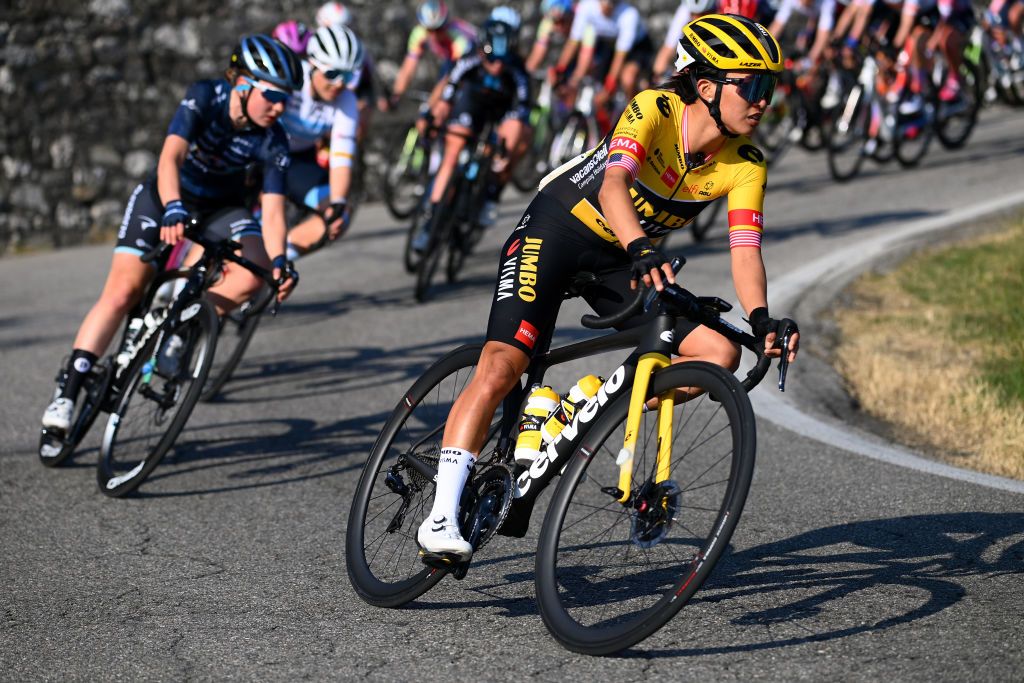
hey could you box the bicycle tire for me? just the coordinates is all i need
[346,344,502,607]
[38,360,113,467]
[535,361,756,655]
[934,59,981,149]
[826,83,869,182]
[97,298,219,497]
[384,126,430,220]
[414,182,457,303]
[199,294,265,402]
[550,112,592,167]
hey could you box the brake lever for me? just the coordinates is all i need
[777,330,792,392]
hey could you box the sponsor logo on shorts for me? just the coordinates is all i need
[514,319,539,349]
[496,236,543,303]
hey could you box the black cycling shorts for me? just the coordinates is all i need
[485,192,699,357]
[447,84,529,133]
[284,148,329,210]
[115,179,261,258]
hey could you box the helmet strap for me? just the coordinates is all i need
[691,73,738,139]
[233,82,263,130]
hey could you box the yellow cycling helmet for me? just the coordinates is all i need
[675,13,783,75]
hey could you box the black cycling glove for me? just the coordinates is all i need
[626,237,668,284]
[748,307,800,349]
[161,199,189,228]
[323,200,351,239]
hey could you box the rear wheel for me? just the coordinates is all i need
[535,362,756,655]
[345,344,506,607]
[97,299,218,497]
[383,126,430,221]
[934,58,981,149]
[38,360,112,467]
[827,84,869,182]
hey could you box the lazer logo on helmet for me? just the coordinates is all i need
[739,61,761,68]
[515,365,628,498]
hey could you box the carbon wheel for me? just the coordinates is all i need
[535,362,756,655]
[200,291,268,402]
[97,299,218,497]
[345,344,506,607]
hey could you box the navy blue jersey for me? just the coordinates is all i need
[441,54,532,122]
[167,79,291,204]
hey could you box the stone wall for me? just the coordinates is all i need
[0,0,676,254]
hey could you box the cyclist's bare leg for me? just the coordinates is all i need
[286,214,328,255]
[442,340,530,455]
[619,60,643,99]
[496,118,529,182]
[203,235,270,315]
[71,252,154,356]
[429,125,471,204]
[642,325,741,407]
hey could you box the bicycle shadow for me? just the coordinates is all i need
[405,512,1024,656]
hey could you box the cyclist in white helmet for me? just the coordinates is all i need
[279,24,365,258]
[316,1,352,28]
[652,0,717,78]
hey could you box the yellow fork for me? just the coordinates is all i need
[616,352,671,503]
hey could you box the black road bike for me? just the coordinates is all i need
[346,258,794,655]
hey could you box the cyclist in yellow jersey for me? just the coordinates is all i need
[416,14,801,562]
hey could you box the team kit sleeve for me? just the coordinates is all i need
[605,90,663,184]
[261,127,292,196]
[329,92,359,169]
[406,26,428,59]
[615,6,641,53]
[166,80,216,140]
[725,155,768,249]
[663,4,691,49]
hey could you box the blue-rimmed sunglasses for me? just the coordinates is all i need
[712,73,778,104]
[242,77,291,104]
[310,60,355,85]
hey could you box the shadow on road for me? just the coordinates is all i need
[393,512,1023,657]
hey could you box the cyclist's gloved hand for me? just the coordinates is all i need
[748,307,801,361]
[626,237,672,291]
[272,255,299,302]
[323,200,351,241]
[160,199,190,245]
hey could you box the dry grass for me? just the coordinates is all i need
[833,223,1024,480]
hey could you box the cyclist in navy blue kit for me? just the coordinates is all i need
[41,35,303,435]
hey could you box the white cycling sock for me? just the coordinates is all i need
[429,447,475,524]
[286,243,301,262]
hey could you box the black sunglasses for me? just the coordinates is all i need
[711,73,778,104]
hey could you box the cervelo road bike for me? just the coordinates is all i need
[346,258,795,655]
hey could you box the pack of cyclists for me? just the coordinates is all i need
[40,0,1011,514]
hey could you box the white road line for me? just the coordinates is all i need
[752,189,1024,494]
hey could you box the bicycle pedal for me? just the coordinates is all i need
[419,549,471,573]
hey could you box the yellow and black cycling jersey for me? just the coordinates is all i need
[539,88,768,250]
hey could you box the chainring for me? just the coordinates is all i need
[459,463,515,554]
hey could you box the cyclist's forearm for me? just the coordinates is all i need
[526,43,547,72]
[392,56,417,100]
[557,39,580,71]
[598,171,646,247]
[260,193,288,262]
[156,135,188,206]
[730,247,769,315]
[329,164,352,203]
[604,51,627,91]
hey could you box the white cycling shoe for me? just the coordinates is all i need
[417,515,473,562]
[42,397,74,432]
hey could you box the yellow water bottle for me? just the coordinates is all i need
[514,385,560,466]
[540,374,604,445]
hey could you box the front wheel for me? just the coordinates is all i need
[346,344,506,607]
[199,290,267,402]
[535,361,756,655]
[97,298,218,497]
[826,84,869,182]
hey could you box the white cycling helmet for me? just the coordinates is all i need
[416,0,449,30]
[307,24,364,75]
[316,1,352,27]
[489,6,522,31]
[684,0,716,14]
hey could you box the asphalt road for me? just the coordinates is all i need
[2,106,1023,681]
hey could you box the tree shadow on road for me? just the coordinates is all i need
[399,512,1024,656]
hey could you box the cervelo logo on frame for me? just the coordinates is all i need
[515,364,628,498]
